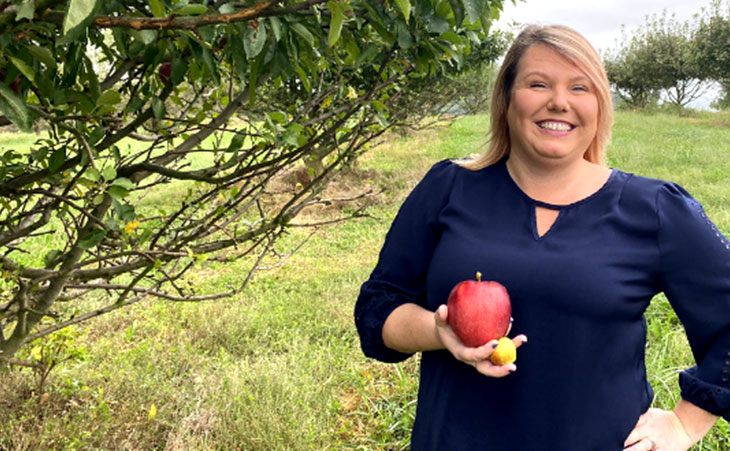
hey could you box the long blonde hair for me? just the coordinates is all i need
[460,24,613,170]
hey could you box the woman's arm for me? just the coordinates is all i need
[382,303,444,353]
[674,400,719,444]
[383,303,526,377]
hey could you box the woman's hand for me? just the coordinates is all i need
[623,408,694,451]
[434,304,527,377]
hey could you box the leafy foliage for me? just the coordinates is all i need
[0,0,506,364]
[604,12,704,109]
[695,0,730,108]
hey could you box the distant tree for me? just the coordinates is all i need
[604,29,662,109]
[399,33,508,119]
[695,0,730,109]
[0,0,506,366]
[604,12,705,109]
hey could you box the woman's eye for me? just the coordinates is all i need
[572,85,588,92]
[529,82,546,88]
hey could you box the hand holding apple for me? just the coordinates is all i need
[437,272,526,374]
[434,304,527,378]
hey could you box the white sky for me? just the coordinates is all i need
[494,0,703,54]
[493,0,716,108]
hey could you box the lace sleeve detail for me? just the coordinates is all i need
[656,183,730,420]
[679,367,730,421]
[354,274,417,363]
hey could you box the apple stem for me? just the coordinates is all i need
[476,271,482,282]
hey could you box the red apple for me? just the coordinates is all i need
[159,62,172,84]
[447,272,511,347]
[9,77,20,95]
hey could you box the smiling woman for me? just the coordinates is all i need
[355,24,730,450]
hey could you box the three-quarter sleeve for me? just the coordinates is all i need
[656,183,730,420]
[354,160,457,363]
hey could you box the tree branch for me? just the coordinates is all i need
[93,0,275,30]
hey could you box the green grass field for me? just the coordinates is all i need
[2,110,730,449]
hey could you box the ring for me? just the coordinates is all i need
[647,437,657,450]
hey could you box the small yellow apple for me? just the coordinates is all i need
[489,337,516,365]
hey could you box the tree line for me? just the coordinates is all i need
[603,0,730,110]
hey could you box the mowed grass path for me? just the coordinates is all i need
[1,111,730,450]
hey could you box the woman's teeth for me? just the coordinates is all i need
[538,121,572,131]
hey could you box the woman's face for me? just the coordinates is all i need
[506,44,599,166]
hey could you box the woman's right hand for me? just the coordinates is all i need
[434,304,527,378]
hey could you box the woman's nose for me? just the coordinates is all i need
[547,88,569,112]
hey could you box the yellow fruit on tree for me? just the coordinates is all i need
[489,337,516,365]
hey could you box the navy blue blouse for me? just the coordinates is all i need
[354,158,730,450]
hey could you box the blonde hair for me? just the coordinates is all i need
[460,24,613,170]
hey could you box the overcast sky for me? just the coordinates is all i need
[493,0,716,107]
[494,0,704,54]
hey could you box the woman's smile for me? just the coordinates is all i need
[507,44,598,164]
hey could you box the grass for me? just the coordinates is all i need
[1,111,730,449]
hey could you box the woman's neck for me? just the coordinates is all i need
[505,154,611,205]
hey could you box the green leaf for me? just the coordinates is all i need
[62,0,99,37]
[48,147,66,172]
[85,57,101,100]
[461,0,482,24]
[367,19,396,47]
[227,133,245,152]
[151,96,166,119]
[111,177,134,190]
[174,4,208,15]
[283,123,304,146]
[248,49,266,107]
[107,185,129,199]
[43,250,63,269]
[440,31,462,45]
[394,0,411,24]
[101,166,117,181]
[294,64,311,93]
[0,84,31,132]
[479,6,491,35]
[96,90,121,107]
[127,96,146,113]
[397,22,414,49]
[269,17,282,42]
[78,227,105,250]
[427,17,450,34]
[290,23,315,48]
[85,167,101,182]
[355,44,380,66]
[267,111,287,123]
[113,201,136,222]
[16,1,35,21]
[200,46,220,85]
[327,1,345,47]
[9,57,34,84]
[171,59,187,86]
[446,0,465,27]
[149,0,165,17]
[244,24,267,59]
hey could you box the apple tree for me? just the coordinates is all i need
[604,12,705,109]
[695,0,730,109]
[0,0,506,366]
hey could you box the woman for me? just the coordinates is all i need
[354,24,730,450]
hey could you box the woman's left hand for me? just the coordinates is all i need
[623,408,694,450]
